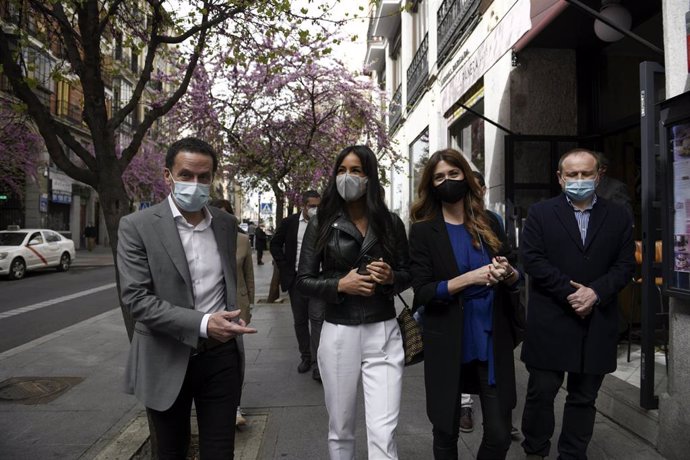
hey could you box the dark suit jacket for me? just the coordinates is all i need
[409,211,520,434]
[520,194,634,375]
[270,213,301,291]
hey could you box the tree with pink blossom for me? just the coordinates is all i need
[202,31,397,225]
[0,0,343,338]
[0,104,42,200]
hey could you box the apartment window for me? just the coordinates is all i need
[114,32,123,60]
[131,50,139,73]
[55,80,70,117]
[449,98,485,173]
[411,1,429,51]
[26,49,52,90]
[409,128,430,202]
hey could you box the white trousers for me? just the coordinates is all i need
[318,318,404,460]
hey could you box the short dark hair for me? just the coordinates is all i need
[209,199,233,215]
[472,170,486,188]
[165,137,218,173]
[302,190,320,203]
[558,148,599,173]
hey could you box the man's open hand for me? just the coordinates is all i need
[207,310,257,342]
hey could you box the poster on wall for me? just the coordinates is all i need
[666,114,690,296]
[672,124,690,274]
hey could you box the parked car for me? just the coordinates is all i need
[0,229,76,280]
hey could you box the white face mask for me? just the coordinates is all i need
[336,173,368,202]
[171,178,210,212]
[307,207,317,219]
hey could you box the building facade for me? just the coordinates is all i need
[0,0,173,248]
[365,0,689,456]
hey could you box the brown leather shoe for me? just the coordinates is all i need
[459,407,474,433]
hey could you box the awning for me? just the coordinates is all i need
[513,0,570,53]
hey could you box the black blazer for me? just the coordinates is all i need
[409,211,520,434]
[269,213,301,291]
[520,194,634,374]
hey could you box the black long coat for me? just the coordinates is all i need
[269,213,301,291]
[520,194,634,374]
[409,211,521,434]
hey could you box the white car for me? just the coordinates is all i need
[0,229,76,280]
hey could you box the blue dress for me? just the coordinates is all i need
[435,223,496,385]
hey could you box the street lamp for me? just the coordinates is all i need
[593,0,632,42]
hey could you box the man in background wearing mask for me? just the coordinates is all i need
[270,190,324,381]
[117,137,257,458]
[519,148,634,460]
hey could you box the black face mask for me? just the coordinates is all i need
[434,179,469,204]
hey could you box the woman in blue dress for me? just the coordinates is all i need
[408,149,523,459]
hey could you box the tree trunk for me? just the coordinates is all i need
[96,164,134,340]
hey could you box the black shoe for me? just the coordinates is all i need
[257,261,264,265]
[459,406,474,433]
[312,367,321,382]
[297,358,311,373]
[511,425,521,440]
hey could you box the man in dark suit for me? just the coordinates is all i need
[117,137,257,458]
[595,152,633,218]
[520,148,634,460]
[269,190,323,380]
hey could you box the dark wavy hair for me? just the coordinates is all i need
[411,148,501,253]
[315,145,395,258]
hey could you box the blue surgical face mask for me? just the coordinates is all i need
[563,179,597,201]
[171,178,210,212]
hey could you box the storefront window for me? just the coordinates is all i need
[449,98,484,173]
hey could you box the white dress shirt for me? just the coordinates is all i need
[295,212,309,272]
[168,195,225,338]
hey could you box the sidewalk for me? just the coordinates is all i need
[0,252,666,459]
[72,245,115,268]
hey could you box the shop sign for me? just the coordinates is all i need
[39,194,48,212]
[51,192,72,204]
[441,0,531,114]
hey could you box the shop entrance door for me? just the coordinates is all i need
[504,135,601,249]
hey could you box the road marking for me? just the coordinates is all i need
[0,283,117,320]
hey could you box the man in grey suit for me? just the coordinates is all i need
[117,137,256,459]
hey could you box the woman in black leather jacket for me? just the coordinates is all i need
[296,145,411,460]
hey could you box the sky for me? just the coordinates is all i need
[293,0,371,72]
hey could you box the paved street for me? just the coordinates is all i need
[0,245,667,459]
[0,261,117,352]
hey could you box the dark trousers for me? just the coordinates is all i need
[256,248,264,263]
[147,340,241,460]
[433,361,511,460]
[288,286,324,363]
[521,367,605,460]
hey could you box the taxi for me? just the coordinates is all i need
[0,228,76,280]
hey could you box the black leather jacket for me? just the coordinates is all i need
[296,211,411,325]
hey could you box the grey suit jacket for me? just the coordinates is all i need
[117,200,243,411]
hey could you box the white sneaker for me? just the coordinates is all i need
[236,407,247,426]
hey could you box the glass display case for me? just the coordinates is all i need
[662,91,690,299]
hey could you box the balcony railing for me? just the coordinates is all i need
[389,84,402,133]
[406,33,428,108]
[437,0,481,65]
